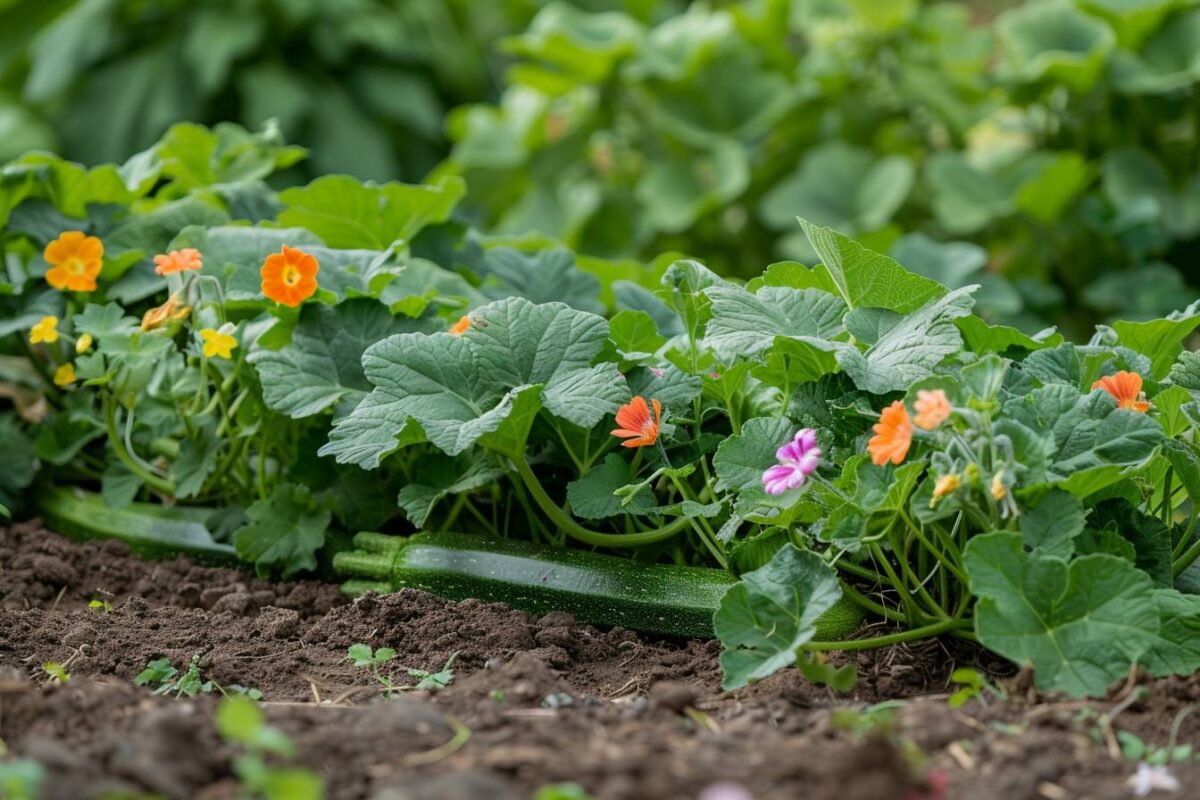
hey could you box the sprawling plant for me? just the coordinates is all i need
[5,123,1200,698]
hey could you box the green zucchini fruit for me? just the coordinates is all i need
[36,484,239,566]
[335,531,865,640]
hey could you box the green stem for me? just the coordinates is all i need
[511,455,689,548]
[869,542,922,624]
[1173,535,1200,577]
[1172,512,1199,560]
[804,617,965,652]
[103,399,175,495]
[839,580,908,624]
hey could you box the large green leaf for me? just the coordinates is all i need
[997,0,1115,90]
[1103,148,1200,239]
[248,299,428,419]
[472,247,604,314]
[1019,490,1085,558]
[276,174,465,250]
[1112,300,1200,379]
[703,284,845,360]
[1110,8,1200,94]
[759,142,914,235]
[321,297,626,466]
[715,545,842,690]
[965,532,1159,697]
[502,4,643,82]
[837,286,977,394]
[1142,589,1200,678]
[798,219,946,312]
[1004,384,1164,490]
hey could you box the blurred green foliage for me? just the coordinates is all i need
[434,0,1200,336]
[0,0,679,180]
[4,0,1200,335]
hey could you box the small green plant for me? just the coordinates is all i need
[830,700,907,738]
[1118,707,1197,766]
[134,655,262,699]
[88,598,113,613]
[406,653,457,692]
[216,696,324,800]
[41,662,70,684]
[947,667,1006,709]
[535,784,594,800]
[0,758,44,800]
[347,644,399,697]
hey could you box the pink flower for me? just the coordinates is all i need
[762,428,821,495]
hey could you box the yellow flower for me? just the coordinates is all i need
[75,333,94,354]
[991,473,1008,501]
[29,316,59,344]
[53,363,76,387]
[930,473,962,507]
[200,328,237,359]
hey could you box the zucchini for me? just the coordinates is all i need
[335,531,864,640]
[36,484,239,566]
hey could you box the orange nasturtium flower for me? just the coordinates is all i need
[612,396,662,448]
[449,316,471,335]
[53,363,76,387]
[867,401,913,466]
[1092,371,1151,413]
[200,328,237,360]
[29,316,59,344]
[913,388,951,430]
[261,245,319,307]
[153,248,203,276]
[44,231,104,292]
[141,295,190,331]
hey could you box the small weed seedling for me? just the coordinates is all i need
[1118,707,1197,766]
[830,700,906,738]
[347,645,458,696]
[41,662,70,684]
[88,598,113,613]
[135,655,262,699]
[347,644,399,697]
[216,696,324,800]
[947,668,1005,709]
[407,653,457,692]
[535,784,594,800]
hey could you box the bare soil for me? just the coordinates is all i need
[2,520,1199,800]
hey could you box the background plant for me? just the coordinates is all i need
[435,0,1200,335]
[0,0,682,180]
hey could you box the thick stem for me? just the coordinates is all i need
[103,400,175,495]
[804,617,966,652]
[511,455,689,548]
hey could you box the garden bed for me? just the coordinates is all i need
[3,521,1198,799]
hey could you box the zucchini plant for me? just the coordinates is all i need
[4,120,1200,698]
